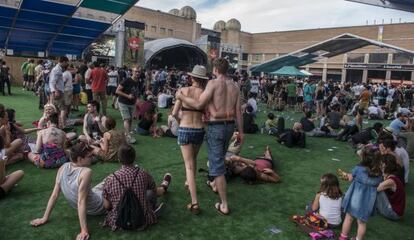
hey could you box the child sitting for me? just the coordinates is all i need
[277,122,306,148]
[338,146,383,240]
[311,173,343,227]
[264,112,278,135]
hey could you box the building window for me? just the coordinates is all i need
[160,27,166,34]
[347,53,365,63]
[254,54,261,62]
[393,53,413,65]
[151,26,157,32]
[242,53,248,61]
[369,53,388,64]
[168,29,173,36]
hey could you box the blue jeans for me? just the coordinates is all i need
[375,191,400,220]
[207,123,235,177]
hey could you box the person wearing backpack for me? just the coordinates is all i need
[102,144,172,231]
[30,142,106,240]
[377,83,388,107]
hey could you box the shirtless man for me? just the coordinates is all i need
[177,58,243,215]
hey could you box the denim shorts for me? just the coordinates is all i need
[207,123,235,177]
[177,127,205,145]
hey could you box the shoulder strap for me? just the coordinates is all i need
[113,167,140,189]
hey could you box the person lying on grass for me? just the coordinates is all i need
[207,146,280,192]
[30,142,105,240]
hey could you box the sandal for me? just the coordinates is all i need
[187,203,200,215]
[214,202,230,216]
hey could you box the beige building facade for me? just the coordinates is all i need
[123,5,414,83]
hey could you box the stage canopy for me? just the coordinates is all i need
[250,33,414,73]
[144,38,208,70]
[345,0,414,13]
[0,0,138,57]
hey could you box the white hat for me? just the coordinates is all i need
[188,65,209,80]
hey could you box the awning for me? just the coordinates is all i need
[270,66,309,77]
[250,33,414,73]
[0,0,138,57]
[345,0,414,13]
[300,69,313,76]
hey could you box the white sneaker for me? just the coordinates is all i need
[126,135,136,144]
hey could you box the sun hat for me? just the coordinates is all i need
[187,65,209,80]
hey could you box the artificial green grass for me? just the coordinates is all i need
[0,87,413,240]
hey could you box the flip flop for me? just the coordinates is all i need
[215,202,230,216]
[206,180,218,194]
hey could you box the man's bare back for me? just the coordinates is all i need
[207,77,240,121]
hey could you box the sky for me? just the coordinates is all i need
[136,0,414,33]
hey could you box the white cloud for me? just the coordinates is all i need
[136,0,414,32]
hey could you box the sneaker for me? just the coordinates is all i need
[126,135,136,144]
[154,202,165,217]
[161,173,172,191]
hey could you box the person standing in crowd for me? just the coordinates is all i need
[0,61,11,96]
[26,59,36,91]
[359,86,371,111]
[377,82,388,107]
[286,80,297,110]
[84,63,94,103]
[250,76,260,99]
[72,67,82,111]
[49,56,69,124]
[116,68,139,144]
[62,65,73,128]
[20,58,30,91]
[178,58,243,216]
[91,63,108,116]
[304,80,315,112]
[107,66,119,109]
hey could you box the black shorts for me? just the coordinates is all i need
[106,86,117,96]
[28,75,35,82]
[0,186,5,200]
[297,96,303,103]
[23,74,28,82]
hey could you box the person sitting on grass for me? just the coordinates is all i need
[243,105,258,134]
[300,111,316,133]
[28,113,69,169]
[90,116,126,162]
[264,112,278,135]
[30,142,106,240]
[351,122,383,147]
[0,135,24,200]
[103,144,172,230]
[309,173,343,228]
[79,101,106,144]
[136,104,160,137]
[160,107,179,138]
[6,108,38,152]
[277,122,306,148]
[0,105,24,165]
[375,154,405,221]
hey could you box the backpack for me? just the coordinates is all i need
[113,170,146,230]
[379,87,388,97]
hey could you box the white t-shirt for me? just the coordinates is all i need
[387,88,395,102]
[63,70,73,92]
[158,93,169,108]
[250,79,260,93]
[395,147,410,183]
[319,194,342,225]
[85,68,92,90]
[107,70,118,87]
[247,98,258,114]
[368,106,379,115]
[168,115,179,136]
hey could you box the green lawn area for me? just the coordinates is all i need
[0,87,413,240]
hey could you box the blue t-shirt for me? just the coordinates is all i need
[389,119,405,135]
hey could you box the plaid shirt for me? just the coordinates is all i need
[103,165,156,231]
